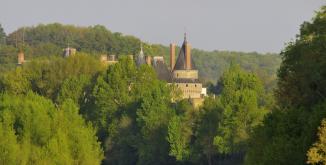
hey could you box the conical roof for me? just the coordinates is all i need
[136,44,146,66]
[173,37,196,70]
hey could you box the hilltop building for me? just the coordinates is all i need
[169,34,206,106]
[100,54,118,65]
[63,47,76,57]
[135,34,206,107]
[17,51,30,65]
[17,51,25,65]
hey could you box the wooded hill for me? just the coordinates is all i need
[0,23,280,90]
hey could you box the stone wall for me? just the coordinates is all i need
[173,70,198,79]
[176,82,202,99]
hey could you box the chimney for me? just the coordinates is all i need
[18,52,25,65]
[145,56,152,66]
[185,43,191,70]
[170,43,176,70]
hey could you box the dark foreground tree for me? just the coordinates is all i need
[245,6,326,165]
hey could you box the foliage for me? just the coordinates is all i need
[0,92,103,164]
[0,54,105,100]
[191,49,281,91]
[307,119,326,164]
[0,23,281,93]
[195,97,223,165]
[0,21,282,165]
[245,6,326,165]
[214,64,267,154]
[0,24,5,45]
[245,103,326,165]
[166,65,267,165]
[85,58,176,164]
[276,6,326,108]
[56,75,92,105]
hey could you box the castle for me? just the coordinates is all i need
[134,34,207,107]
[100,34,206,107]
[18,34,206,107]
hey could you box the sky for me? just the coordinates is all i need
[0,0,325,53]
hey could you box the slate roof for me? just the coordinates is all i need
[173,40,197,70]
[153,60,172,82]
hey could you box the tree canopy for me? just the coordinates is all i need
[0,92,103,164]
[245,6,326,165]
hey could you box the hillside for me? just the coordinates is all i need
[0,23,281,89]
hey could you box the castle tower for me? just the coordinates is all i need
[171,33,204,102]
[145,56,152,66]
[17,51,25,65]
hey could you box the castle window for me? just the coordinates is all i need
[186,84,188,87]
[195,84,197,87]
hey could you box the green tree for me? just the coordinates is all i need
[167,100,196,163]
[214,64,267,154]
[0,54,104,100]
[276,6,326,108]
[195,97,223,165]
[0,92,104,164]
[245,6,326,165]
[56,75,92,105]
[0,24,5,45]
[167,116,191,161]
[136,79,175,165]
[88,57,176,164]
[0,121,20,165]
[307,119,326,164]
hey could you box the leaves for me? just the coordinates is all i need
[0,92,104,164]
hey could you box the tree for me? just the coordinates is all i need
[56,75,92,105]
[167,100,196,163]
[307,119,326,164]
[167,116,190,161]
[276,6,326,108]
[0,92,104,164]
[136,79,175,165]
[214,64,267,154]
[195,97,223,165]
[87,57,176,164]
[245,6,326,165]
[0,121,20,165]
[0,54,105,100]
[0,24,5,45]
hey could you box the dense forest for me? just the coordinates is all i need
[0,5,325,165]
[0,22,281,90]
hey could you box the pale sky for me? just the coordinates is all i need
[0,0,325,53]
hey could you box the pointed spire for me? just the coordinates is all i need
[139,42,144,56]
[184,32,187,42]
[136,42,146,66]
[140,43,143,53]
